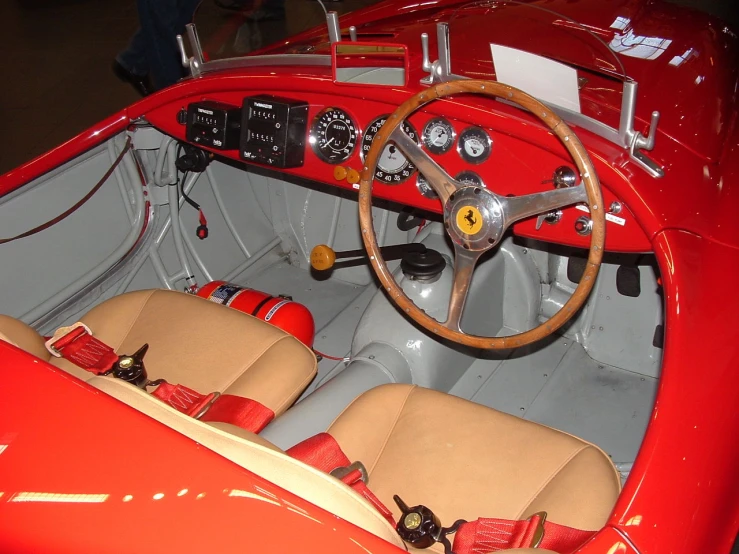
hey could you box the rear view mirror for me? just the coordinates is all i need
[332,42,408,87]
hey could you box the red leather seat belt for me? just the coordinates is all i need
[44,324,274,434]
[286,433,396,527]
[285,432,596,553]
[452,515,595,553]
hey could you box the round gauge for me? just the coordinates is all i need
[422,117,455,155]
[416,174,438,199]
[310,108,359,164]
[361,115,419,184]
[458,126,492,164]
[455,170,485,188]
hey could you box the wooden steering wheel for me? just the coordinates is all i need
[358,80,606,349]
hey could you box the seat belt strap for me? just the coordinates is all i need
[152,382,275,433]
[453,514,595,553]
[46,324,275,434]
[287,433,396,527]
[44,323,119,374]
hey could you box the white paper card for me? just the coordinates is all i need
[490,44,581,113]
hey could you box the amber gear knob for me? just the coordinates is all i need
[310,244,337,271]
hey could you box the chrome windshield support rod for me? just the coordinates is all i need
[176,23,204,77]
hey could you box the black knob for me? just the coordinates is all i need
[393,495,441,549]
[177,108,188,125]
[112,344,150,389]
[400,248,446,280]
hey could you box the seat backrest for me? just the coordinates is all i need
[88,376,405,549]
[0,315,50,361]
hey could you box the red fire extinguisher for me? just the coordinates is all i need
[197,281,315,347]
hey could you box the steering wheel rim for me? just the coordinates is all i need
[358,80,605,350]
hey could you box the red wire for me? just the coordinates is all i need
[314,350,348,361]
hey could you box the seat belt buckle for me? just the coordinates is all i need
[330,461,369,485]
[45,322,93,357]
[528,511,548,548]
[191,391,221,420]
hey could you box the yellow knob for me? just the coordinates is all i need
[333,166,348,181]
[310,244,337,271]
[346,168,360,184]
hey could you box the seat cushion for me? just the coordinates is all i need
[328,384,620,534]
[0,315,50,361]
[51,290,316,416]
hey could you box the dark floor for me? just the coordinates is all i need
[0,0,736,175]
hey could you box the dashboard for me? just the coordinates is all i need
[148,89,651,253]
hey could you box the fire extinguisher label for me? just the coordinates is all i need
[264,299,290,321]
[209,284,242,305]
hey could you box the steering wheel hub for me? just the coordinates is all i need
[444,186,504,250]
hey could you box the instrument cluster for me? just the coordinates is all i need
[308,107,497,199]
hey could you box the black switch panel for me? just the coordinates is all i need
[186,101,241,150]
[240,95,308,168]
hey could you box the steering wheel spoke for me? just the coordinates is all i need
[500,184,587,227]
[389,126,458,204]
[445,245,483,331]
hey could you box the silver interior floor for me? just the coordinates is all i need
[242,259,655,476]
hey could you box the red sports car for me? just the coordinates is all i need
[1,1,737,553]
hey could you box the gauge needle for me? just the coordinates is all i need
[324,137,335,147]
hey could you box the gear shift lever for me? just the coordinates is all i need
[310,243,427,271]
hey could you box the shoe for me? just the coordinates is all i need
[112,60,153,97]
[214,0,251,10]
[246,7,286,21]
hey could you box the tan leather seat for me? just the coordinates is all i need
[83,379,619,553]
[0,289,316,418]
[328,384,620,551]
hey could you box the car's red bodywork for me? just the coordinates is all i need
[1,0,738,552]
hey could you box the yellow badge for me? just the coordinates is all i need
[456,205,483,235]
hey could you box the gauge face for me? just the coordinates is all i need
[416,174,438,199]
[310,108,358,164]
[458,126,492,164]
[361,115,419,184]
[455,170,485,188]
[422,118,455,155]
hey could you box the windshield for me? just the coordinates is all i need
[193,0,375,60]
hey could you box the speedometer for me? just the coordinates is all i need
[310,108,358,164]
[361,115,419,184]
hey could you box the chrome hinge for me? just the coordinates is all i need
[176,23,205,78]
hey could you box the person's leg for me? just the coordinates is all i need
[116,27,149,77]
[138,0,201,90]
[113,27,154,96]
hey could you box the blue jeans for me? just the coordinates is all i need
[117,0,202,90]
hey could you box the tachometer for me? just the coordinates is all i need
[422,117,455,155]
[310,108,358,164]
[361,115,419,184]
[458,126,492,164]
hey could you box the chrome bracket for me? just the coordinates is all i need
[326,11,341,44]
[417,23,664,178]
[618,80,664,178]
[421,23,465,85]
[176,23,205,77]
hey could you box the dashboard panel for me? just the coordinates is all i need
[147,89,651,253]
